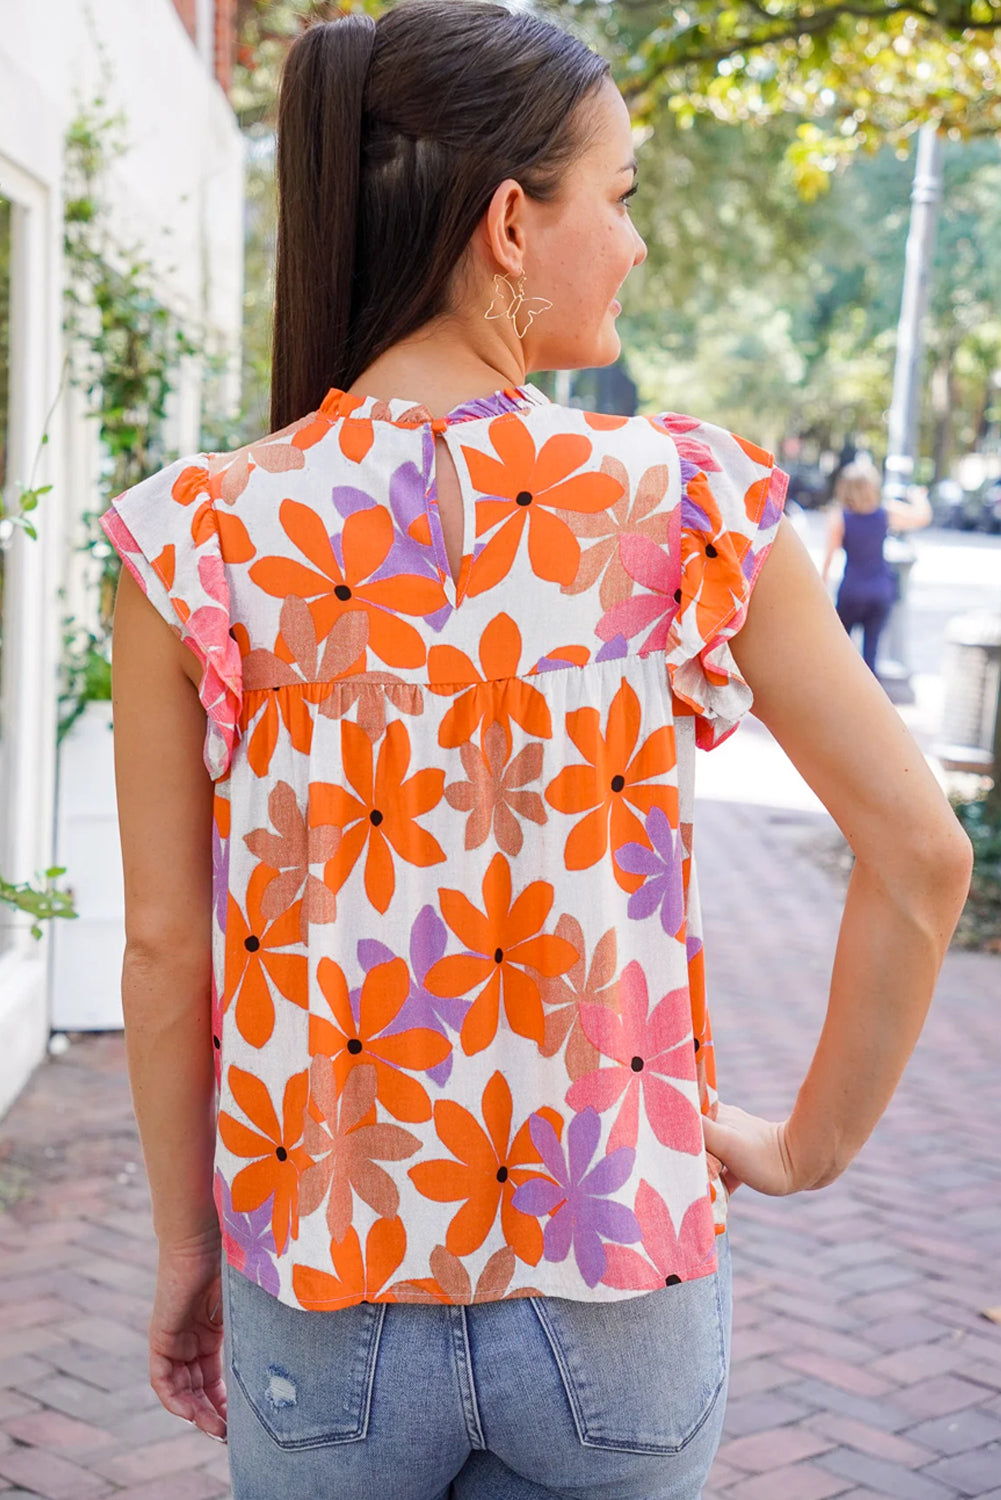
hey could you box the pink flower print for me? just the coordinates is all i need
[566,959,702,1156]
[602,1178,717,1289]
[616,805,685,937]
[646,414,723,475]
[595,521,682,654]
[511,1106,640,1288]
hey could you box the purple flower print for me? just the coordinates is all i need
[757,468,785,534]
[680,458,714,533]
[352,905,470,1086]
[617,806,685,937]
[215,1170,280,1295]
[330,453,451,629]
[595,632,630,663]
[330,483,380,520]
[510,1106,640,1288]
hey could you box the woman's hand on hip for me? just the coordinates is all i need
[149,1231,228,1442]
[702,1100,802,1198]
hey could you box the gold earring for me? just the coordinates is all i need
[484,270,553,340]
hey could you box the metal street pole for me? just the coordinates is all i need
[879,123,945,703]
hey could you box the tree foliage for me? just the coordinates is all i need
[225,0,1001,466]
[539,0,1001,194]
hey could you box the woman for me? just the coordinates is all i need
[820,459,932,675]
[102,5,972,1498]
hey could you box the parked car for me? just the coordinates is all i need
[930,477,989,531]
[972,477,1001,534]
[782,462,832,510]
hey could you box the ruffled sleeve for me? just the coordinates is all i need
[654,413,789,751]
[99,454,243,781]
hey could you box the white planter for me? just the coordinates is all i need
[50,699,125,1029]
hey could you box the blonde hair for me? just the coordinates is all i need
[835,460,883,514]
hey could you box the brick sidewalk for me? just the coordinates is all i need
[0,798,999,1499]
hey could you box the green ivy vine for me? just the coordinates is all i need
[3,89,228,935]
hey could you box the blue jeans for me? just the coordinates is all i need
[221,1231,732,1500]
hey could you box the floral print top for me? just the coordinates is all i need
[100,380,788,1310]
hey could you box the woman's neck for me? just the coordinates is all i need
[346,329,530,420]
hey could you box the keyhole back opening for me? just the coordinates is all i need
[433,433,466,593]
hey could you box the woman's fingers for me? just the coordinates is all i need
[151,1350,228,1441]
[702,1101,797,1196]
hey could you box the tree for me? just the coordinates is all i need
[539,1,1001,191]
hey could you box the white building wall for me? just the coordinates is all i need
[0,0,244,1117]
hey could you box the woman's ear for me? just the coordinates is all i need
[482,177,529,279]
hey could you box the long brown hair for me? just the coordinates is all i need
[270,0,610,432]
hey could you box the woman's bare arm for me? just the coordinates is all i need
[725,516,972,1191]
[885,492,933,532]
[109,563,219,1249]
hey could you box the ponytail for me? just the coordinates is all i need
[271,15,376,434]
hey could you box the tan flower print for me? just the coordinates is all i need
[200,406,339,507]
[444,720,547,855]
[557,456,672,610]
[317,675,425,744]
[538,914,620,1081]
[391,1243,543,1304]
[299,1058,421,1244]
[243,780,340,944]
[239,601,370,778]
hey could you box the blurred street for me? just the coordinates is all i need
[0,518,999,1500]
[698,513,1001,814]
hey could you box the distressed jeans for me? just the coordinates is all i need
[221,1229,732,1500]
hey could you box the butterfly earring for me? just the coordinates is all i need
[484,270,553,340]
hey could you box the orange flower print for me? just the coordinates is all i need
[544,678,678,893]
[317,388,396,464]
[461,417,622,594]
[424,853,579,1056]
[218,1066,312,1255]
[392,1244,543,1304]
[309,718,445,914]
[444,720,547,856]
[428,612,552,754]
[292,1215,406,1309]
[248,500,444,667]
[408,1071,563,1265]
[224,863,308,1048]
[679,471,754,643]
[169,465,256,554]
[308,956,451,1122]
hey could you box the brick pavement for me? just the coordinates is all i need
[0,794,999,1499]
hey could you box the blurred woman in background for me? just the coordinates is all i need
[821,459,932,676]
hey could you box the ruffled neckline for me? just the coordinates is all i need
[318,380,552,428]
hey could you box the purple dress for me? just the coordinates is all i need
[836,507,897,673]
[838,507,896,606]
